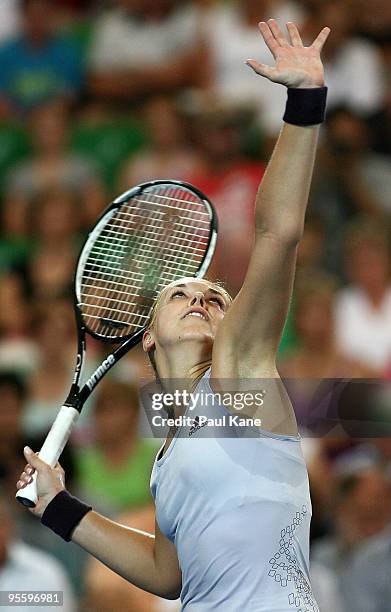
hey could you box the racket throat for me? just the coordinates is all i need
[63,383,83,412]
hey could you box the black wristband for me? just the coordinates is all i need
[41,490,92,542]
[283,87,328,126]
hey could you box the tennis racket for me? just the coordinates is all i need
[16,179,217,507]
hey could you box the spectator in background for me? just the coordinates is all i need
[308,106,391,274]
[74,379,157,514]
[0,494,76,611]
[32,187,82,253]
[312,452,391,612]
[119,96,205,188]
[88,0,209,103]
[335,217,391,372]
[0,0,83,116]
[0,273,38,375]
[22,186,82,311]
[68,102,147,191]
[190,98,265,295]
[296,212,326,272]
[22,300,77,437]
[0,0,20,45]
[354,0,391,46]
[301,0,386,117]
[4,102,104,238]
[278,212,327,357]
[367,59,391,157]
[28,244,75,300]
[279,269,377,445]
[0,373,26,496]
[279,270,375,379]
[203,0,306,138]
[325,107,391,216]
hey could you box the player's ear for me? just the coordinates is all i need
[142,329,155,353]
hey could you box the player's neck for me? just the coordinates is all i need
[156,344,211,391]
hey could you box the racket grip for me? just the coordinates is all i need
[16,406,80,508]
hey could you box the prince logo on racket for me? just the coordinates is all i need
[17,18,330,612]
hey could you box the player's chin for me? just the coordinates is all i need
[177,328,215,343]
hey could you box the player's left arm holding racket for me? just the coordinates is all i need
[17,450,182,598]
[15,177,218,599]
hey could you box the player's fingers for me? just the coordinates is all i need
[23,446,48,471]
[258,21,279,57]
[267,19,290,47]
[245,60,277,81]
[16,473,33,488]
[286,22,303,47]
[18,465,33,480]
[310,27,331,52]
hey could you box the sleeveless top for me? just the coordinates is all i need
[150,370,319,612]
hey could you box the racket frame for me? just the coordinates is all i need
[75,179,217,343]
[69,179,217,408]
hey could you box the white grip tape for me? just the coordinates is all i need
[16,406,79,507]
[37,406,80,466]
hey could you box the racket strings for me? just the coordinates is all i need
[99,213,210,241]
[127,186,208,328]
[88,234,207,259]
[79,185,211,339]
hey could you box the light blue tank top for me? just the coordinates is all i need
[150,371,319,612]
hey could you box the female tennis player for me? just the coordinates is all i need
[17,19,330,612]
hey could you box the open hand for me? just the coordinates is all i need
[246,20,330,89]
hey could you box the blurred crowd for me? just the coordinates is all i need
[0,0,391,610]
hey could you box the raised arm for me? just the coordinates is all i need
[212,20,330,379]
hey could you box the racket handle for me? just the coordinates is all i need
[16,406,80,508]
